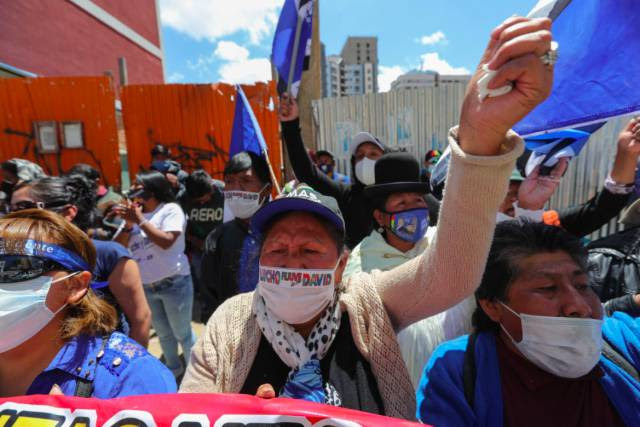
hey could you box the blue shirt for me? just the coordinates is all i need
[27,332,176,397]
[416,313,640,427]
[332,172,351,185]
[92,239,131,285]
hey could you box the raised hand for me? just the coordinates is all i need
[610,117,640,184]
[459,17,554,155]
[279,92,299,122]
[518,158,569,211]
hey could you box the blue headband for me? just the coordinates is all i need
[0,239,90,273]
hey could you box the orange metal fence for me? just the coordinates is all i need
[121,82,282,183]
[0,76,121,187]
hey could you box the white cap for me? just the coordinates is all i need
[349,132,384,157]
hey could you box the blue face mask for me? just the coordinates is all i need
[319,163,334,175]
[386,208,429,243]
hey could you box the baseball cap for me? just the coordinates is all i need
[251,183,345,235]
[349,132,385,157]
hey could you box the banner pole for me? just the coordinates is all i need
[286,13,304,95]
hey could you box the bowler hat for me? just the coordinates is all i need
[364,152,430,198]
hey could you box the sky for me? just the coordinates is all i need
[159,0,538,92]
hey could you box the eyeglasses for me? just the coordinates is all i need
[0,255,67,283]
[8,200,45,213]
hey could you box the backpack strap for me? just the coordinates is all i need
[462,332,478,409]
[602,338,640,383]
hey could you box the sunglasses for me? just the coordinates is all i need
[0,255,68,283]
[8,200,45,213]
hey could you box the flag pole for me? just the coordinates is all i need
[238,85,282,194]
[286,12,304,95]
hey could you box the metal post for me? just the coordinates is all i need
[118,57,128,87]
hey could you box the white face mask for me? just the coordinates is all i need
[500,302,603,378]
[0,272,79,353]
[355,157,377,185]
[224,185,267,219]
[257,263,338,325]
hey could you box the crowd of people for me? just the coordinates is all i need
[1,16,640,425]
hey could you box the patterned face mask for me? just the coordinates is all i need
[385,208,429,243]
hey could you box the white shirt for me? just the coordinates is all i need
[128,202,190,284]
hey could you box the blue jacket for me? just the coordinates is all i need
[27,332,176,397]
[416,312,640,426]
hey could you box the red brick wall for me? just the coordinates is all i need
[0,0,163,88]
[91,0,161,47]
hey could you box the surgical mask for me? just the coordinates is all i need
[499,302,603,378]
[355,157,377,185]
[257,263,337,325]
[385,208,429,243]
[224,186,267,219]
[319,164,334,175]
[0,272,79,353]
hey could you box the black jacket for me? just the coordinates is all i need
[282,119,378,249]
[557,188,631,238]
[588,226,640,317]
[200,219,252,321]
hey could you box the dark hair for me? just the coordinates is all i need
[15,174,98,229]
[185,169,213,199]
[224,151,270,186]
[136,170,175,203]
[472,220,588,332]
[151,144,171,157]
[0,161,18,177]
[67,163,100,182]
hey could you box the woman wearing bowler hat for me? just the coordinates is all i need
[343,151,475,387]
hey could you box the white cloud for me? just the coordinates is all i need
[420,53,470,75]
[418,31,447,46]
[159,0,281,44]
[166,72,184,83]
[378,65,406,93]
[186,40,270,84]
[214,40,250,62]
[217,58,272,84]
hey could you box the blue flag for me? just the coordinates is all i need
[271,0,313,96]
[523,129,591,176]
[515,0,640,136]
[229,85,268,157]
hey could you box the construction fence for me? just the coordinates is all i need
[312,87,635,240]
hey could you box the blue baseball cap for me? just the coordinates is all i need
[251,183,345,236]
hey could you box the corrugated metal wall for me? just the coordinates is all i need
[121,82,283,183]
[313,88,634,240]
[549,116,631,240]
[0,76,121,186]
[312,86,466,175]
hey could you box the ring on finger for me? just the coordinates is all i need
[540,41,559,67]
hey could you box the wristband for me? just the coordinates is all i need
[604,174,634,195]
[138,218,149,227]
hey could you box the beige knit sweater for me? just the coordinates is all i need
[180,127,524,420]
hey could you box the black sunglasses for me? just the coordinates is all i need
[0,255,68,283]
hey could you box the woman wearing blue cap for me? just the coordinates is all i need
[181,17,555,419]
[0,209,175,397]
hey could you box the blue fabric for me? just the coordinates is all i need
[0,239,89,273]
[237,232,259,294]
[271,0,313,96]
[332,172,351,185]
[515,0,640,135]
[416,313,640,426]
[143,274,195,374]
[281,358,326,403]
[27,332,176,397]
[524,129,591,155]
[229,85,268,157]
[92,239,131,289]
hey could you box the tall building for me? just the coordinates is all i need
[390,70,470,91]
[324,36,378,97]
[0,0,164,88]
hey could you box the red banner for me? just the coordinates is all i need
[0,393,426,427]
